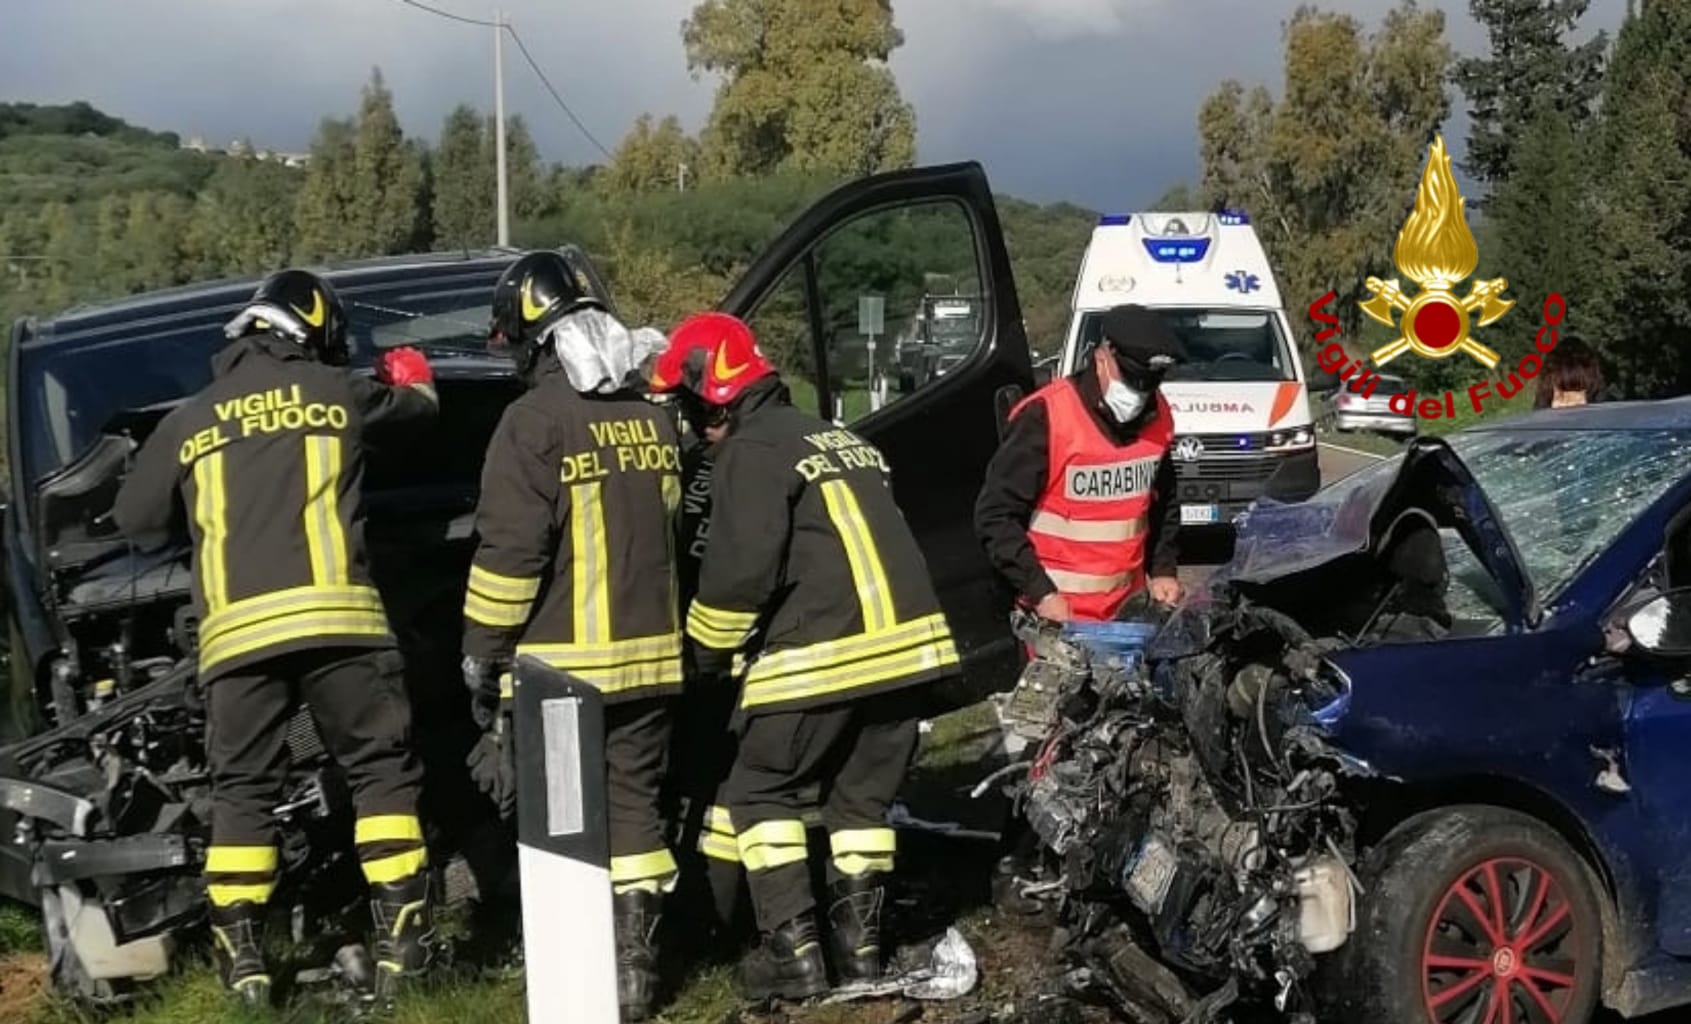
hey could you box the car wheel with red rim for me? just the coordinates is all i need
[1332,805,1603,1024]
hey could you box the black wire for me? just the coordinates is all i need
[393,0,499,27]
[502,25,614,159]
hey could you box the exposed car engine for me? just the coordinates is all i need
[994,606,1369,1023]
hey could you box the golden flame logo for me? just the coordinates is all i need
[1361,135,1514,369]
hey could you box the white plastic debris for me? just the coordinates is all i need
[821,927,979,1004]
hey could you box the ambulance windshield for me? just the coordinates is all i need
[1076,308,1295,383]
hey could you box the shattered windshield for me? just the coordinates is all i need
[1446,428,1691,602]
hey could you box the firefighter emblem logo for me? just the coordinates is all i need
[1360,134,1514,370]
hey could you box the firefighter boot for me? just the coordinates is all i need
[736,913,829,1002]
[614,889,662,1021]
[370,873,438,1003]
[208,902,272,1009]
[827,873,887,984]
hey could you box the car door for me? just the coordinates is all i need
[719,162,1035,710]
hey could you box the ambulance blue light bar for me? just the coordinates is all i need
[1098,214,1132,226]
[1218,210,1251,226]
[1143,238,1211,263]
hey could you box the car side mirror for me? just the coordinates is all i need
[1624,588,1691,657]
[1032,362,1054,387]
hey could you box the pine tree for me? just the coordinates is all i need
[293,117,358,261]
[434,105,489,250]
[349,69,427,255]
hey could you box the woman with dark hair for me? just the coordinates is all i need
[1536,335,1605,409]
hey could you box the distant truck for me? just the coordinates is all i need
[897,294,982,392]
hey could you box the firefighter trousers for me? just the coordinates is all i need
[203,647,427,907]
[606,698,679,894]
[670,681,747,930]
[723,690,921,933]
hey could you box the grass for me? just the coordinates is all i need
[2,702,1015,1024]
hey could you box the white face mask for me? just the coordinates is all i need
[1103,379,1147,423]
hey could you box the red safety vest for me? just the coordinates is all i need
[1011,378,1173,622]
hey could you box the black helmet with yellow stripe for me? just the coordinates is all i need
[489,251,603,375]
[225,269,350,366]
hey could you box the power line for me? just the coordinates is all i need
[502,24,614,160]
[394,0,498,28]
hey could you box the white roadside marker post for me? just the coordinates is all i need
[513,657,618,1023]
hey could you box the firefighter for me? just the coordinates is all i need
[113,269,440,1007]
[645,315,749,945]
[459,250,682,1022]
[974,303,1188,624]
[678,315,959,1000]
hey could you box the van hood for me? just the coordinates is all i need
[1160,380,1311,434]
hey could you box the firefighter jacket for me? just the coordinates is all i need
[685,381,958,714]
[1004,376,1174,621]
[677,433,715,605]
[462,361,684,704]
[113,334,438,681]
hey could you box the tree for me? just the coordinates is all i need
[604,114,702,193]
[1452,0,1607,191]
[293,117,358,262]
[348,69,427,255]
[123,192,191,291]
[1586,0,1691,397]
[1197,3,1453,353]
[683,0,916,177]
[1152,182,1202,211]
[188,154,303,276]
[501,114,548,220]
[433,105,488,250]
[1485,100,1594,338]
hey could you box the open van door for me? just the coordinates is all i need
[720,162,1035,709]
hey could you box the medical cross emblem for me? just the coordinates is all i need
[1225,270,1261,294]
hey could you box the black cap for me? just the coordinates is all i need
[1098,304,1186,373]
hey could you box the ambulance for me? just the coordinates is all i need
[1058,210,1323,528]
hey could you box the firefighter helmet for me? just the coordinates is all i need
[226,269,350,365]
[490,251,602,358]
[658,312,775,406]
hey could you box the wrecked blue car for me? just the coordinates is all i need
[1001,399,1691,1024]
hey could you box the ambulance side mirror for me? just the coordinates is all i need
[1308,368,1342,395]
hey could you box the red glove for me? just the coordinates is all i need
[377,346,434,389]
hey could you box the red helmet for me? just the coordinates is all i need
[654,312,775,405]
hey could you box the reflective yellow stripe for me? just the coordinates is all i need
[570,482,611,644]
[468,565,541,602]
[830,828,896,855]
[686,602,757,649]
[610,849,678,885]
[700,832,741,862]
[206,845,278,875]
[464,590,534,628]
[201,608,391,673]
[835,852,896,876]
[746,613,953,683]
[739,819,808,872]
[820,479,895,632]
[514,644,683,695]
[355,815,424,845]
[200,584,387,645]
[515,633,681,665]
[361,848,428,885]
[193,451,228,611]
[1029,510,1146,543]
[744,630,959,709]
[208,882,275,907]
[704,805,736,836]
[303,435,348,585]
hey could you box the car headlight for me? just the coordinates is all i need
[1266,428,1315,451]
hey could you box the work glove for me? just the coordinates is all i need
[467,722,517,822]
[377,346,435,390]
[463,655,510,731]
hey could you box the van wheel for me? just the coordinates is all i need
[1333,806,1602,1024]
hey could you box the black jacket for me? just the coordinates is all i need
[462,360,684,704]
[113,334,438,680]
[686,380,958,714]
[677,433,715,605]
[974,369,1179,603]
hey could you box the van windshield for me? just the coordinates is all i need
[1074,308,1296,382]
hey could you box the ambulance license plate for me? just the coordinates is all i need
[1181,504,1221,525]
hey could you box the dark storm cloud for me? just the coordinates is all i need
[0,0,1626,209]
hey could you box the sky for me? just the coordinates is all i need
[0,0,1627,210]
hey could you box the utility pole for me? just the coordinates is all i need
[494,10,511,247]
[678,161,688,193]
